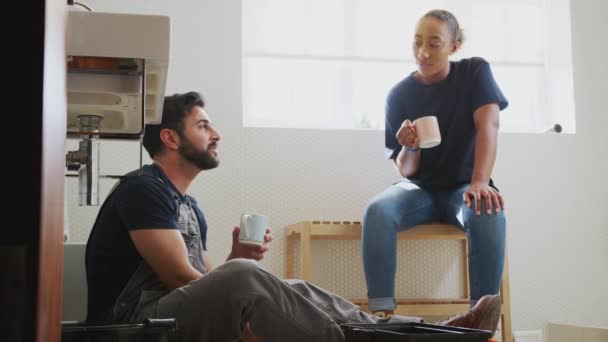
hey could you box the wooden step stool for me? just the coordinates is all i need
[284,220,512,342]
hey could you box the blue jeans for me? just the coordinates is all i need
[362,180,506,312]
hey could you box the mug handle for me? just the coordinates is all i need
[240,214,251,239]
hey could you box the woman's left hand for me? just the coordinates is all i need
[463,183,504,215]
[229,227,273,261]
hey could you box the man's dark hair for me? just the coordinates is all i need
[142,91,205,158]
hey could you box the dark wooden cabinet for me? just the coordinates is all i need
[1,0,66,341]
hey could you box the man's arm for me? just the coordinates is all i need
[202,251,213,272]
[129,229,203,289]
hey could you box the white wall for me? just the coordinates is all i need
[66,0,608,332]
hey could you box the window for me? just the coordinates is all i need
[242,0,575,133]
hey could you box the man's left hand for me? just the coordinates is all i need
[229,226,272,261]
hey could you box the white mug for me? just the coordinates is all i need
[414,116,441,148]
[239,213,268,246]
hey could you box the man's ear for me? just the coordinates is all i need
[159,128,180,151]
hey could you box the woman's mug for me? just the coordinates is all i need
[414,116,441,148]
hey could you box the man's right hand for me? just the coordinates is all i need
[396,119,420,149]
[228,226,272,261]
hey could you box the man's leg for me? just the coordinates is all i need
[155,259,345,342]
[285,279,422,325]
[362,180,438,313]
[442,186,506,304]
[287,279,500,335]
[149,257,499,340]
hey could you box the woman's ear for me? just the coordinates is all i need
[159,128,180,151]
[450,41,461,55]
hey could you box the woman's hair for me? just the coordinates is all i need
[423,9,465,45]
[142,91,205,158]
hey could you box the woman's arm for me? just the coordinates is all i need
[394,146,420,177]
[463,103,505,215]
[471,103,499,185]
[394,120,421,177]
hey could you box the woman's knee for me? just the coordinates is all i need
[364,188,433,230]
[364,198,391,222]
[364,188,408,221]
[462,202,506,226]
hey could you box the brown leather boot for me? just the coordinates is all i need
[437,294,501,335]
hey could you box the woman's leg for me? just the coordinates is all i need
[441,186,506,303]
[362,180,439,312]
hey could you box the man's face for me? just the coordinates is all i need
[178,105,221,170]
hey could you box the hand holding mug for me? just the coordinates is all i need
[396,116,441,150]
[229,213,272,261]
[396,119,420,149]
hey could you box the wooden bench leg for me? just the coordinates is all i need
[463,238,470,299]
[284,231,296,279]
[300,224,310,280]
[500,252,513,342]
[299,222,311,281]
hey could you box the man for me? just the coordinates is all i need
[85,91,502,341]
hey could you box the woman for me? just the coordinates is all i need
[362,9,508,317]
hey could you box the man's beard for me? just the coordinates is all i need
[178,136,219,170]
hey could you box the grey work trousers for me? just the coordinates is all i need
[138,259,421,342]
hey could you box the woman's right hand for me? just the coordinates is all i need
[396,119,420,149]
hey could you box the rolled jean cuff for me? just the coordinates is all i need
[368,297,396,312]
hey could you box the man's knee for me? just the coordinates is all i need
[284,278,306,288]
[222,258,260,275]
[184,259,263,297]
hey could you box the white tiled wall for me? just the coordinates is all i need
[66,0,608,334]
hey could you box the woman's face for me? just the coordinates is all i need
[412,17,458,81]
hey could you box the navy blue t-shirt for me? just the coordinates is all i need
[385,57,508,191]
[85,164,207,321]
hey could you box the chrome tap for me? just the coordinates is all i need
[66,115,102,206]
